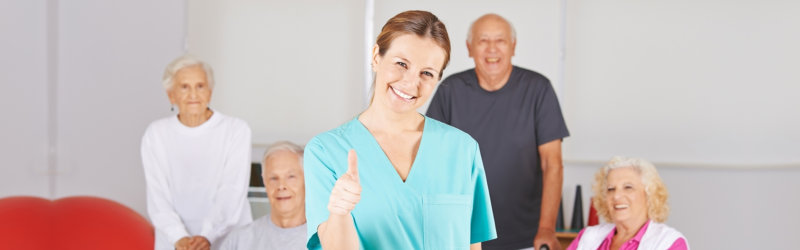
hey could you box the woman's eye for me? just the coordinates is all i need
[607,187,616,192]
[396,61,407,68]
[422,71,434,78]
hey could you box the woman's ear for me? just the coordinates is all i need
[371,44,380,73]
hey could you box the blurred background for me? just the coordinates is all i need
[2,0,799,249]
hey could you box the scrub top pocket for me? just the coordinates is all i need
[423,194,471,249]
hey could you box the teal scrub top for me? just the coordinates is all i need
[304,115,497,249]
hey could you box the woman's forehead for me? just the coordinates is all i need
[607,167,641,182]
[385,34,446,68]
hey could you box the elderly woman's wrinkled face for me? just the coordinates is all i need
[262,150,305,216]
[168,65,211,115]
[371,34,446,114]
[605,167,649,225]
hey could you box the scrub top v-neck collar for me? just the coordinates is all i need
[352,114,429,185]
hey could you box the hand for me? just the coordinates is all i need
[533,228,561,250]
[327,149,361,216]
[174,237,191,250]
[188,236,210,250]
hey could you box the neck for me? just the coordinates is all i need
[477,67,513,92]
[359,105,424,133]
[270,210,306,228]
[614,217,649,241]
[177,109,212,127]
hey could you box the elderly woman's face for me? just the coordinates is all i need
[168,65,212,115]
[371,34,446,114]
[605,167,649,225]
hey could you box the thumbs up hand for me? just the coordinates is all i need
[328,149,362,216]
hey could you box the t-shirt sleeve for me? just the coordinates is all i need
[426,80,451,124]
[141,126,191,244]
[534,78,570,146]
[469,141,497,244]
[303,137,337,250]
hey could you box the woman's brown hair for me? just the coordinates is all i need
[375,10,451,79]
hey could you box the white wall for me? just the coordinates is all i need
[563,0,800,166]
[0,0,185,217]
[52,0,185,215]
[0,0,50,197]
[187,0,366,147]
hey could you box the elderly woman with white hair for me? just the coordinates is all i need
[567,157,689,250]
[141,56,252,250]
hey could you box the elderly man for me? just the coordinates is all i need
[427,14,570,250]
[220,141,307,250]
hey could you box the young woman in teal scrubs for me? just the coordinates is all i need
[304,10,497,250]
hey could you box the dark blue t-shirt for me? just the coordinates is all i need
[426,66,570,250]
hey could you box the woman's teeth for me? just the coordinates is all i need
[392,87,413,100]
[614,204,629,209]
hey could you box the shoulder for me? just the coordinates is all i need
[439,68,477,88]
[579,223,617,239]
[142,116,174,140]
[424,117,478,146]
[231,216,270,236]
[641,222,689,249]
[216,112,252,132]
[144,116,173,132]
[306,119,357,154]
[512,66,549,82]
[308,120,351,145]
[646,222,686,238]
[512,66,554,89]
[574,223,617,247]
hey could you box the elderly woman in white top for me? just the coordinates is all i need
[141,56,252,250]
[567,157,689,250]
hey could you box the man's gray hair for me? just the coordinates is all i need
[162,55,215,90]
[261,140,304,172]
[466,14,517,43]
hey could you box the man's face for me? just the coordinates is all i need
[468,16,516,81]
[262,150,304,216]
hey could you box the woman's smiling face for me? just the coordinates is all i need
[605,167,649,225]
[371,34,447,114]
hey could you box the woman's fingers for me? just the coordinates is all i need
[328,149,363,215]
[347,149,359,183]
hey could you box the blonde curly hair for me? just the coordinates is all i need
[591,156,670,223]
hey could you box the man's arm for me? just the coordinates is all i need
[533,139,564,250]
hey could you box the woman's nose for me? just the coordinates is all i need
[403,69,421,85]
[612,191,623,200]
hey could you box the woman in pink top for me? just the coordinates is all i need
[567,157,689,250]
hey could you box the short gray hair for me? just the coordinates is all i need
[162,55,215,90]
[466,13,517,44]
[261,141,304,173]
